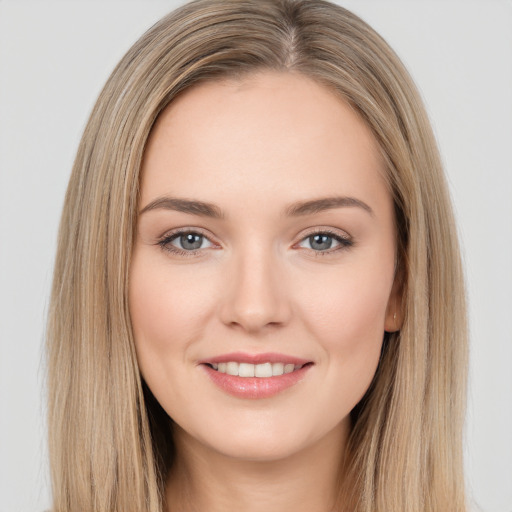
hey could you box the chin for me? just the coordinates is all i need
[206,434,306,462]
[185,417,333,463]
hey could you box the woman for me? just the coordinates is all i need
[46,0,468,510]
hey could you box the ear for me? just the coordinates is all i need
[384,268,404,333]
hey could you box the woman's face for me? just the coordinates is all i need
[130,71,400,461]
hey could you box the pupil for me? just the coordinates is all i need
[311,234,332,251]
[180,233,202,250]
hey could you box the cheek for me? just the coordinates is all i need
[302,264,390,339]
[128,252,214,380]
[295,257,393,390]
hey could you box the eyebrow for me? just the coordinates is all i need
[284,196,374,218]
[139,197,225,218]
[139,195,374,218]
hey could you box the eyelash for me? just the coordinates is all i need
[156,228,354,258]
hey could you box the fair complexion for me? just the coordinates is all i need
[129,71,401,512]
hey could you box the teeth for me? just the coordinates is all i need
[226,361,239,376]
[284,364,295,374]
[238,363,255,377]
[212,361,304,377]
[272,362,284,376]
[255,362,272,377]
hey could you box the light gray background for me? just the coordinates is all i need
[0,1,511,511]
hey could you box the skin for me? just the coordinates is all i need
[129,71,401,512]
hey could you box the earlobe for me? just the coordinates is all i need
[384,301,403,333]
[384,309,401,333]
[384,272,404,333]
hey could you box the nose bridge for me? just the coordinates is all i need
[219,239,291,333]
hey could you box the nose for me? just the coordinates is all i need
[218,243,292,334]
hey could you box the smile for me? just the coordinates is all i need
[200,352,313,399]
[208,361,304,377]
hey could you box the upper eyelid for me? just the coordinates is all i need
[298,226,350,238]
[160,226,215,241]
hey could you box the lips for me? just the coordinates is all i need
[199,352,313,399]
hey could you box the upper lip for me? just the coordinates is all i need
[198,352,312,366]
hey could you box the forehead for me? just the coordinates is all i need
[140,71,389,214]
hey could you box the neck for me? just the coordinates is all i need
[165,420,350,512]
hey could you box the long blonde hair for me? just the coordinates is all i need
[46,1,468,510]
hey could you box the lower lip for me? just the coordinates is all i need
[201,364,313,399]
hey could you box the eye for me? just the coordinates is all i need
[158,230,215,256]
[297,230,353,254]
